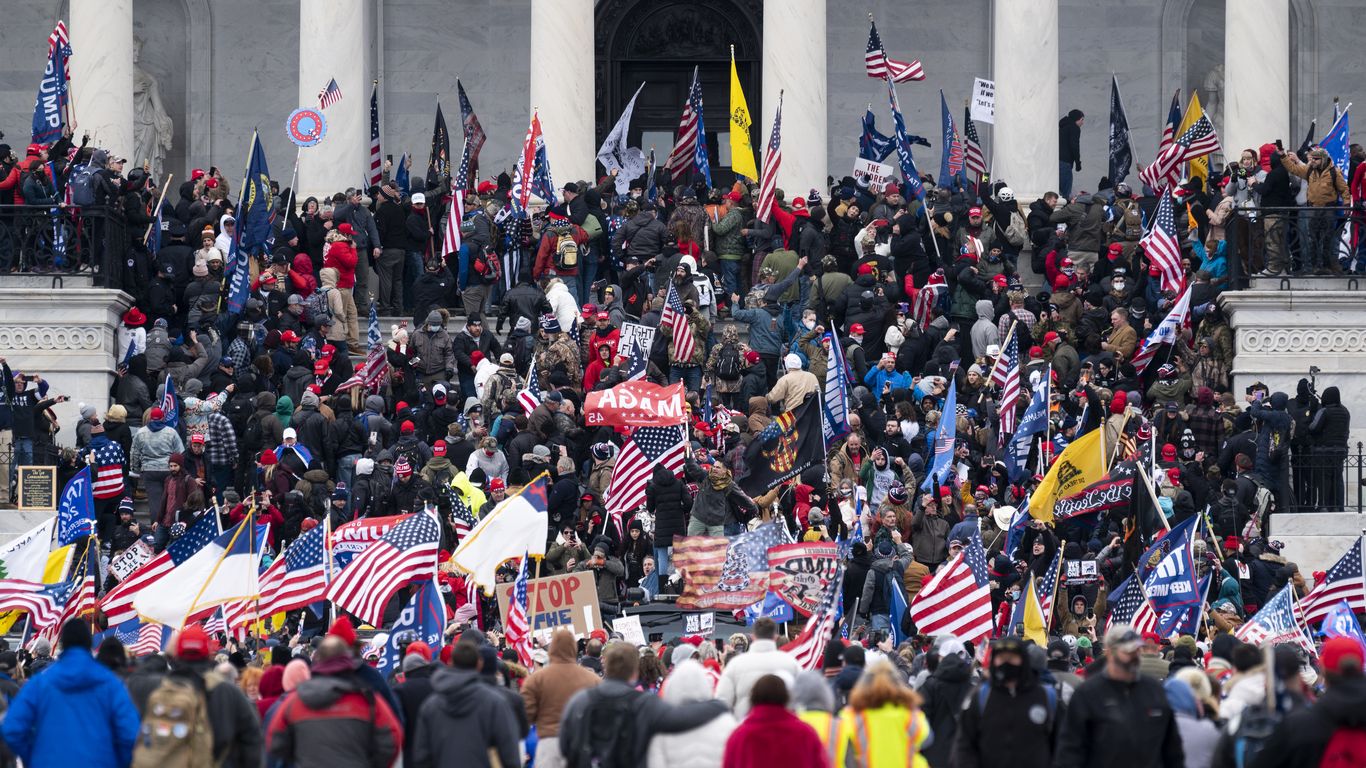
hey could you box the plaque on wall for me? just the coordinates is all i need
[17,466,57,511]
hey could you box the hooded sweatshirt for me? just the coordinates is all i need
[647,660,739,768]
[971,299,1000,358]
[520,629,600,739]
[410,667,521,768]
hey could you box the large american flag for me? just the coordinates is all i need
[1139,111,1219,192]
[442,147,467,259]
[89,439,125,499]
[505,554,533,666]
[517,366,542,414]
[962,106,987,175]
[907,535,994,643]
[1130,287,1192,377]
[0,580,78,627]
[368,82,382,187]
[782,562,845,670]
[864,20,925,83]
[99,511,220,625]
[318,78,343,110]
[1301,536,1365,626]
[1157,90,1182,157]
[335,302,389,393]
[605,425,687,520]
[327,510,440,626]
[666,67,708,184]
[1105,572,1159,635]
[457,79,486,184]
[661,282,696,362]
[755,92,784,224]
[1140,189,1186,293]
[675,522,790,611]
[912,270,946,331]
[254,523,329,618]
[992,327,1021,437]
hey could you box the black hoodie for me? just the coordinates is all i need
[410,667,521,768]
[646,464,691,546]
[1247,675,1366,768]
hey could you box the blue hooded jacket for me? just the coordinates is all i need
[1,647,140,768]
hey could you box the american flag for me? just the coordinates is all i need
[450,493,477,544]
[457,79,486,183]
[1130,287,1192,376]
[510,113,544,213]
[907,535,994,643]
[1157,90,1182,157]
[204,608,227,635]
[335,302,389,393]
[327,510,440,626]
[912,270,946,331]
[675,521,790,611]
[605,425,687,520]
[0,580,78,627]
[1036,545,1063,621]
[1139,111,1219,192]
[864,19,925,83]
[48,21,70,80]
[755,92,783,224]
[100,511,221,625]
[1237,582,1316,655]
[963,106,987,175]
[318,78,343,110]
[1140,189,1186,293]
[37,549,97,642]
[505,554,533,666]
[661,282,696,362]
[1301,536,1365,625]
[255,523,329,618]
[442,148,467,259]
[992,327,1021,437]
[368,82,382,187]
[666,67,710,185]
[89,439,125,499]
[517,366,542,414]
[95,619,169,657]
[1106,572,1159,635]
[782,562,845,670]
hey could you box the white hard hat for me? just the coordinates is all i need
[997,187,1015,202]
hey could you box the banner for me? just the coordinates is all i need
[583,380,686,428]
[376,579,446,679]
[767,542,840,617]
[31,36,70,145]
[1053,462,1135,523]
[676,521,789,611]
[970,78,995,124]
[740,396,826,496]
[331,514,410,568]
[1030,426,1106,521]
[741,592,795,625]
[496,571,602,638]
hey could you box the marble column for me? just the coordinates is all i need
[69,0,135,160]
[763,0,826,198]
[529,0,595,185]
[298,0,369,198]
[1224,0,1289,154]
[992,0,1058,200]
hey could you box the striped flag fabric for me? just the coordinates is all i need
[318,78,343,110]
[204,609,227,635]
[1140,111,1220,192]
[368,82,382,187]
[1106,572,1159,635]
[327,509,440,626]
[99,511,221,625]
[907,535,994,644]
[0,580,78,627]
[782,562,845,670]
[442,174,465,258]
[992,327,1021,437]
[911,270,946,331]
[450,493,477,544]
[95,619,170,657]
[510,113,544,213]
[254,523,328,618]
[516,366,542,414]
[37,549,95,642]
[864,19,925,83]
[755,92,784,224]
[666,67,709,185]
[675,522,789,611]
[1300,536,1365,626]
[962,106,987,176]
[661,282,696,363]
[1237,582,1316,655]
[1036,545,1063,620]
[1140,189,1186,293]
[505,554,533,667]
[1157,90,1182,158]
[1129,287,1192,376]
[48,21,70,80]
[335,302,389,393]
[604,425,687,519]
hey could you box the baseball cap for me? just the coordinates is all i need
[1104,624,1143,653]
[1321,636,1365,674]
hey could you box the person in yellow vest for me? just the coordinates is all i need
[839,658,932,768]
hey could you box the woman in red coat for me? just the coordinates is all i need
[723,675,829,768]
[323,223,362,351]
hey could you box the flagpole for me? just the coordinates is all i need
[142,174,173,245]
[1134,464,1171,532]
[1045,539,1065,631]
[985,319,1019,383]
[283,146,302,237]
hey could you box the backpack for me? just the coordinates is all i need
[132,674,219,768]
[554,233,580,270]
[1005,211,1028,248]
[716,343,743,381]
[1115,199,1144,239]
[1231,704,1281,768]
[1212,496,1241,538]
[1321,727,1366,768]
[304,287,334,325]
[69,163,97,207]
[472,246,502,284]
[569,688,639,768]
[975,680,1057,725]
[581,214,604,241]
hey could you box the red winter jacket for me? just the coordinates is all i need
[323,237,358,289]
[266,665,402,768]
[723,704,829,768]
[290,253,317,295]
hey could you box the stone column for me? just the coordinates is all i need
[1224,0,1289,154]
[530,0,595,185]
[298,0,369,198]
[763,0,826,197]
[70,0,135,159]
[992,0,1058,200]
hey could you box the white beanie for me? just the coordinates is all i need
[356,458,375,476]
[784,353,803,371]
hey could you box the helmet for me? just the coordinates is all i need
[997,187,1015,202]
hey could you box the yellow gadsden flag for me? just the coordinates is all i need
[1180,91,1209,186]
[729,50,759,180]
[1022,574,1048,645]
[1030,427,1107,522]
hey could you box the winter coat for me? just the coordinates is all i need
[322,235,358,289]
[683,460,755,528]
[560,678,728,767]
[1309,385,1351,454]
[1054,672,1183,768]
[409,668,521,768]
[911,508,954,567]
[715,639,801,717]
[521,630,600,739]
[952,671,1061,768]
[1248,675,1366,768]
[970,299,1000,358]
[129,422,185,474]
[266,664,401,768]
[919,653,974,768]
[1,648,140,768]
[731,305,788,355]
[1282,153,1349,206]
[646,464,691,546]
[647,660,737,768]
[410,327,453,377]
[612,211,668,259]
[723,703,827,768]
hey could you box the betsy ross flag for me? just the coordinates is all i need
[661,282,696,362]
[864,19,924,83]
[327,509,441,626]
[318,78,343,110]
[505,554,534,667]
[962,106,987,176]
[1129,287,1192,376]
[908,535,994,644]
[605,425,687,520]
[755,91,784,224]
[1140,111,1219,192]
[1140,189,1186,293]
[1300,536,1365,625]
[666,67,710,186]
[782,562,845,670]
[368,82,382,186]
[100,512,221,625]
[992,327,1021,437]
[457,79,486,183]
[254,523,328,618]
[517,366,542,414]
[1106,571,1159,634]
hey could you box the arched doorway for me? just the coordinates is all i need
[595,0,763,188]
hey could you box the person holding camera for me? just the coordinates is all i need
[576,537,625,621]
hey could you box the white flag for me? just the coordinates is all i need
[596,82,648,195]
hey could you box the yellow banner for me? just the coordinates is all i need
[1030,427,1107,522]
[1180,91,1209,185]
[729,52,759,181]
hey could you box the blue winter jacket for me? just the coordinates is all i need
[1,648,140,768]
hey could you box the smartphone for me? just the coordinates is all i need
[386,154,393,163]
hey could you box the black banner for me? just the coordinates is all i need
[1053,461,1136,523]
[741,395,826,496]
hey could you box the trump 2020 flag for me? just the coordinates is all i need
[887,80,926,202]
[821,331,850,443]
[159,374,180,430]
[56,466,95,546]
[597,82,647,195]
[938,90,966,191]
[133,515,261,627]
[451,473,550,592]
[921,364,958,491]
[31,34,71,145]
[1140,516,1199,636]
[1321,600,1366,650]
[376,578,447,679]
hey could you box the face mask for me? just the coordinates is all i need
[1113,281,1126,291]
[803,319,815,330]
[428,324,440,332]
[991,662,1023,685]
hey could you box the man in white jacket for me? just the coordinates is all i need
[714,618,800,717]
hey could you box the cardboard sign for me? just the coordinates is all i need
[583,380,687,427]
[111,540,154,582]
[852,158,894,192]
[618,323,656,359]
[496,572,602,638]
[612,615,646,645]
[684,612,715,637]
[971,78,996,124]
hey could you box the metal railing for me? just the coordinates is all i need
[1226,205,1361,290]
[0,205,127,289]
[1284,440,1365,514]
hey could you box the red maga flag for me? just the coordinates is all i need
[584,380,687,428]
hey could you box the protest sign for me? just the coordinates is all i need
[852,158,894,191]
[971,78,996,124]
[496,572,602,637]
[612,615,646,645]
[111,540,154,582]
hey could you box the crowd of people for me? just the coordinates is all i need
[0,102,1361,767]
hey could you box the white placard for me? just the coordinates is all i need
[613,615,646,645]
[852,158,895,192]
[111,539,154,582]
[971,78,996,124]
[685,612,716,637]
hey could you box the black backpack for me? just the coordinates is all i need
[69,163,97,207]
[716,342,743,381]
[569,689,638,768]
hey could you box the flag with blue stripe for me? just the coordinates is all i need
[821,331,850,443]
[1007,376,1050,483]
[920,361,958,490]
[887,80,926,202]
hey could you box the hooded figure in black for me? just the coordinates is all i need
[1309,385,1351,510]
[1249,391,1294,510]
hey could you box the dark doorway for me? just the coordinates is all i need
[595,0,763,190]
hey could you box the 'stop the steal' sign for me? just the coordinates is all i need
[971,78,996,124]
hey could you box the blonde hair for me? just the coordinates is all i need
[238,666,264,700]
[849,658,920,711]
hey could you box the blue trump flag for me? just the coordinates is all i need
[920,362,958,490]
[395,153,411,196]
[860,106,896,163]
[887,80,926,202]
[238,130,274,255]
[1004,496,1031,559]
[743,591,795,625]
[377,578,448,679]
[31,37,70,145]
[1320,107,1351,178]
[56,466,94,546]
[159,373,180,429]
[1142,516,1200,635]
[1007,377,1050,483]
[939,90,966,192]
[1320,599,1366,649]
